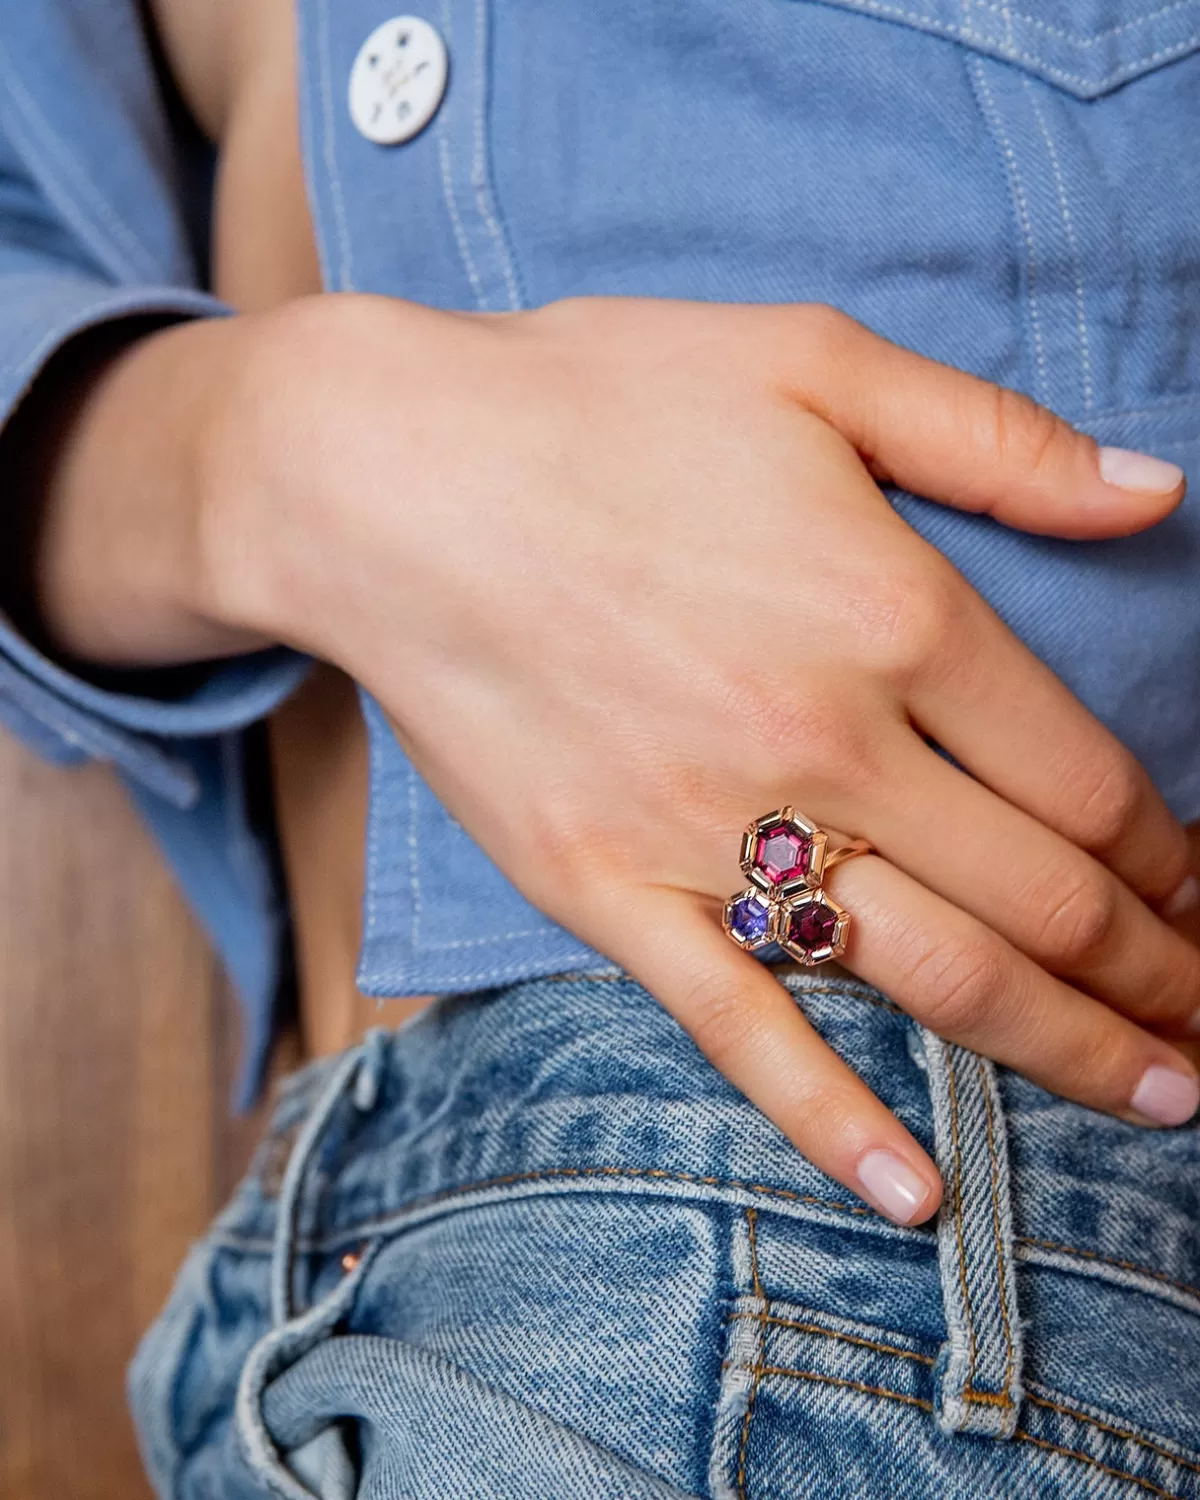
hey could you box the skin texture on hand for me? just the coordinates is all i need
[24,292,1199,1223]
[192,292,1199,1222]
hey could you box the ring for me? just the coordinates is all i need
[721,806,873,966]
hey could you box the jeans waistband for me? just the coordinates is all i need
[215,970,1199,1452]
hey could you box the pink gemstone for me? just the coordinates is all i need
[754,824,811,886]
[786,900,839,953]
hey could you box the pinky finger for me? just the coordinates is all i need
[593,883,944,1226]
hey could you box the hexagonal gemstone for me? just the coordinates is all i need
[729,890,771,946]
[753,823,812,887]
[785,899,839,954]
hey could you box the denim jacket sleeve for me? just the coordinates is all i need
[0,37,308,811]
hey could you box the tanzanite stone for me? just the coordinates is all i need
[729,891,771,945]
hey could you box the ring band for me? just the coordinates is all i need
[722,806,873,966]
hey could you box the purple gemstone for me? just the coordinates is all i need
[731,893,770,944]
[786,900,838,953]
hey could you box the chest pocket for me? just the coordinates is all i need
[798,0,1200,96]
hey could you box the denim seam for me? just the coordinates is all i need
[314,0,354,290]
[729,1366,1190,1500]
[470,0,524,310]
[1025,1391,1200,1476]
[825,0,1200,90]
[967,56,1048,404]
[927,1033,1024,1436]
[1024,79,1094,415]
[0,38,156,282]
[952,0,1198,44]
[945,1049,983,1397]
[979,1055,1019,1402]
[726,1326,1200,1475]
[436,0,486,306]
[1016,1236,1200,1305]
[725,1310,936,1366]
[736,1209,768,1500]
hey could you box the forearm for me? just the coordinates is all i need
[1,313,271,669]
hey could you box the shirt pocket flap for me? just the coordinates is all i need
[794,0,1200,97]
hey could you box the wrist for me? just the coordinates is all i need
[26,313,275,667]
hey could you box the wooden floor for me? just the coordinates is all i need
[0,729,279,1499]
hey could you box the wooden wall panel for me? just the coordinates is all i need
[0,730,268,1500]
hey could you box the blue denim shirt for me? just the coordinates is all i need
[2,0,1200,1101]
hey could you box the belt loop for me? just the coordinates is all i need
[920,1028,1025,1439]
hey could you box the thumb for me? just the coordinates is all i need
[778,307,1185,540]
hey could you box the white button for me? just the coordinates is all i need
[348,16,448,146]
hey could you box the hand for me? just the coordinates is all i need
[206,293,1199,1224]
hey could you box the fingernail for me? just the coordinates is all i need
[1130,1064,1200,1126]
[856,1150,935,1224]
[1163,874,1200,920]
[1098,446,1185,494]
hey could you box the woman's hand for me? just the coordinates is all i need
[202,293,1198,1224]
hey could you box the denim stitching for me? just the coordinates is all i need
[0,40,156,282]
[978,1054,1018,1401]
[736,1209,767,1500]
[727,1328,1200,1477]
[1025,78,1094,413]
[1026,1392,1200,1476]
[471,0,523,310]
[437,0,487,307]
[407,761,421,948]
[968,58,1048,404]
[743,1364,933,1413]
[725,1310,936,1366]
[1014,1433,1186,1500]
[1017,1236,1200,1304]
[945,1047,983,1395]
[740,1367,1190,1500]
[958,0,1200,44]
[823,0,1200,90]
[315,0,354,289]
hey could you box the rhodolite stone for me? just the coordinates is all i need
[753,823,812,887]
[729,891,771,946]
[786,899,839,954]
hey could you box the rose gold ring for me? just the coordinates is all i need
[721,806,873,967]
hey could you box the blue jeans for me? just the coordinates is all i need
[129,972,1200,1497]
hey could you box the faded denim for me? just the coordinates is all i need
[1,1,1200,1098]
[130,972,1200,1497]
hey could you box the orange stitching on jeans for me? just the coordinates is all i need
[978,1054,1017,1398]
[1025,1393,1200,1477]
[1016,1236,1200,1303]
[724,1311,936,1366]
[1014,1432,1186,1500]
[945,1051,981,1394]
[748,1364,933,1413]
[736,1210,767,1500]
[747,1368,1187,1500]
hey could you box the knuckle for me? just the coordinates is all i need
[1071,750,1145,854]
[793,301,852,352]
[729,678,876,792]
[853,565,965,687]
[988,384,1074,478]
[1031,871,1120,968]
[911,935,1009,1036]
[679,979,758,1069]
